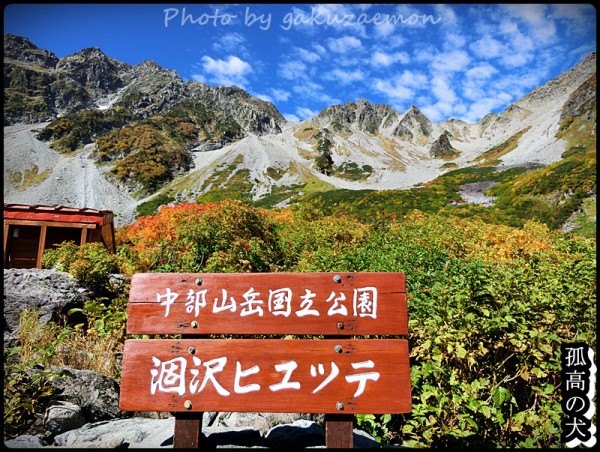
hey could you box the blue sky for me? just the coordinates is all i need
[4,3,597,123]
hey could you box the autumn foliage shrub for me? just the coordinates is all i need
[116,200,286,274]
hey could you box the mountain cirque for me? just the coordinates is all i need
[3,34,596,226]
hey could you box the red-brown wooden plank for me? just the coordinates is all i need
[325,414,354,448]
[119,338,411,414]
[173,413,203,448]
[126,272,407,335]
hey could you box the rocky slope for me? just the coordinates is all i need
[3,34,596,227]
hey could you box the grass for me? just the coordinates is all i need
[471,127,531,166]
[11,166,53,191]
[16,309,122,379]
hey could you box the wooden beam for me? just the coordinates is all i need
[173,412,204,448]
[36,225,47,269]
[3,221,10,268]
[325,413,354,448]
[80,228,87,246]
[3,219,97,229]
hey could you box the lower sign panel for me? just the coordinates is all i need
[119,339,411,414]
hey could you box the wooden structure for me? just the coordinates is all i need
[3,203,116,269]
[119,272,411,448]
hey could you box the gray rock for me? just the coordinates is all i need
[204,426,264,447]
[4,434,51,448]
[45,367,123,422]
[43,401,86,435]
[352,429,380,448]
[3,269,89,349]
[53,417,175,448]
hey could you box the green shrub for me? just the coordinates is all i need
[42,241,120,297]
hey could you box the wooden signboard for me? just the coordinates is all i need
[119,272,411,448]
[126,272,407,335]
[119,338,410,414]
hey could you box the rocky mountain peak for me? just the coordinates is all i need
[560,73,596,121]
[55,47,130,104]
[3,34,59,69]
[393,104,433,141]
[316,98,397,133]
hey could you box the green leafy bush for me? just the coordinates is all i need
[42,241,120,297]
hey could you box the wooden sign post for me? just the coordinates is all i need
[119,272,411,448]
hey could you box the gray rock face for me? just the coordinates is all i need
[3,34,59,68]
[44,401,86,435]
[429,131,457,158]
[9,413,380,448]
[3,268,89,349]
[55,48,127,103]
[560,74,596,120]
[42,367,124,422]
[316,98,397,133]
[393,105,433,141]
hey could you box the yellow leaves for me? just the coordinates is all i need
[471,222,553,263]
[403,209,428,223]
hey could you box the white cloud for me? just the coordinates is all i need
[323,68,364,85]
[284,113,300,122]
[373,79,414,102]
[292,82,340,105]
[327,36,362,53]
[254,93,273,103]
[195,55,252,88]
[296,47,321,63]
[444,33,467,50]
[296,107,319,120]
[500,52,531,68]
[465,64,497,80]
[278,60,307,80]
[371,50,410,67]
[312,43,327,55]
[550,3,596,27]
[461,96,511,123]
[433,4,458,27]
[462,84,486,102]
[494,69,548,98]
[431,50,471,72]
[470,35,504,59]
[398,70,428,87]
[431,74,457,104]
[271,88,290,102]
[372,69,428,104]
[212,32,246,53]
[500,4,556,44]
[373,20,395,38]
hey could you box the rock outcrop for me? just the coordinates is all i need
[429,131,459,159]
[3,268,89,349]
